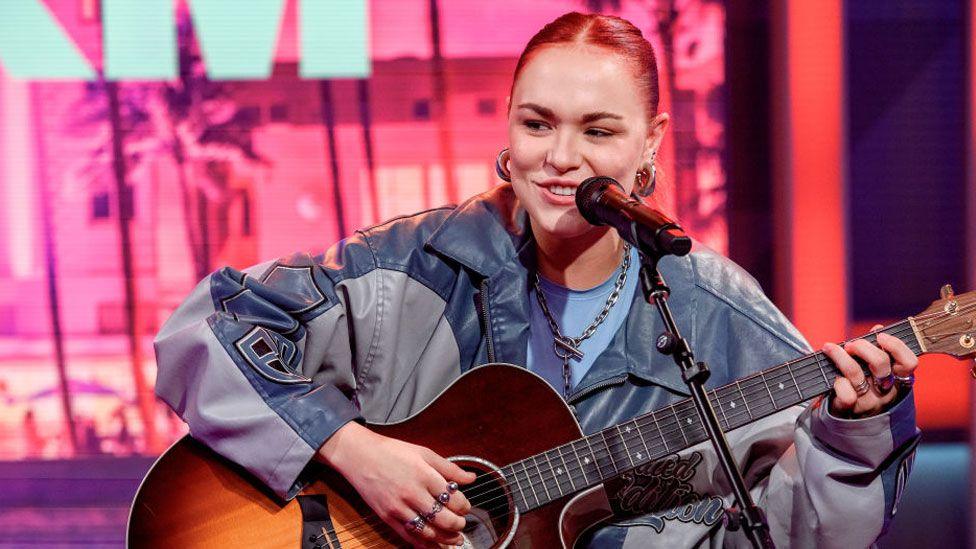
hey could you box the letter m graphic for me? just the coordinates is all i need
[0,0,369,81]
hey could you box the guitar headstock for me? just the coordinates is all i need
[912,284,976,359]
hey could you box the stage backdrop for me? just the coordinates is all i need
[0,0,728,460]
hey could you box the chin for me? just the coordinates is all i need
[532,210,601,240]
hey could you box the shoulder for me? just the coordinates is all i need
[357,205,457,257]
[686,244,810,354]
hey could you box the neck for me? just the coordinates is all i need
[533,225,626,289]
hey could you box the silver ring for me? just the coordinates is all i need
[438,491,451,504]
[406,515,426,533]
[423,500,444,522]
[853,377,871,396]
[448,481,459,492]
[894,373,915,387]
[873,371,895,394]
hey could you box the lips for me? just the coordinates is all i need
[536,179,580,205]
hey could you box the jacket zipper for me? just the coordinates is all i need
[480,279,497,363]
[567,374,628,405]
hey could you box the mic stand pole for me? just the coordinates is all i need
[637,252,774,549]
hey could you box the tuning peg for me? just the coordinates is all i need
[941,284,955,300]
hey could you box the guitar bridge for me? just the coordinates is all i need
[298,495,340,549]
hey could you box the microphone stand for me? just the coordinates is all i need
[637,251,775,549]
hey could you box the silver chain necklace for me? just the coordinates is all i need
[533,243,632,397]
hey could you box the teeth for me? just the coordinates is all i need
[550,186,576,196]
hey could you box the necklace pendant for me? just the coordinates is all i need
[554,337,584,361]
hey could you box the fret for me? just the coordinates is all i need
[599,431,620,476]
[555,446,576,491]
[542,451,564,498]
[723,387,742,425]
[531,456,552,502]
[571,440,592,485]
[735,380,753,421]
[519,460,540,508]
[673,405,696,443]
[814,353,832,390]
[678,403,704,441]
[585,436,605,479]
[670,405,688,445]
[786,363,804,400]
[652,411,670,454]
[759,370,777,410]
[713,389,730,429]
[634,418,652,462]
[505,465,531,511]
[616,425,636,467]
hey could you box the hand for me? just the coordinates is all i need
[318,422,476,548]
[823,324,918,418]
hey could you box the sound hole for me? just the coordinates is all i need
[449,456,518,549]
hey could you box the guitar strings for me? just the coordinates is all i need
[324,322,924,545]
[323,319,932,546]
[327,363,863,548]
[453,321,922,510]
[335,346,923,548]
[331,355,914,546]
[328,322,926,547]
[349,304,971,546]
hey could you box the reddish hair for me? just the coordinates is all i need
[510,12,660,119]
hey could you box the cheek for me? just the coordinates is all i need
[590,150,640,190]
[507,135,547,174]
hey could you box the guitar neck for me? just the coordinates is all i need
[502,319,924,512]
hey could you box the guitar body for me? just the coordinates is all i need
[127,364,615,548]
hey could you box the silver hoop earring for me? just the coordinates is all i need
[495,148,512,182]
[636,164,656,197]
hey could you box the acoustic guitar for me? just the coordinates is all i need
[127,286,976,548]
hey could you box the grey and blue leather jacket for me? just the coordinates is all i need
[155,184,919,548]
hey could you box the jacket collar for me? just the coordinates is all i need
[425,184,695,397]
[425,185,531,278]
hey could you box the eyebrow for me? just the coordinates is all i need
[517,103,623,124]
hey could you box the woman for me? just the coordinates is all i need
[154,12,919,548]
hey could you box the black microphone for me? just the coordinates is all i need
[575,176,692,257]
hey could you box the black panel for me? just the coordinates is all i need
[846,0,967,319]
[726,0,776,303]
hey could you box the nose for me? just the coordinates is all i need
[546,129,582,174]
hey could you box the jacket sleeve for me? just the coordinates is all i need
[153,236,380,500]
[718,303,920,548]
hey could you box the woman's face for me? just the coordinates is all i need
[508,44,667,241]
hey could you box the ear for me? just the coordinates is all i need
[644,112,670,160]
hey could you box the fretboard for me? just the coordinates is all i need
[500,319,923,511]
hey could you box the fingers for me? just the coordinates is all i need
[823,324,918,417]
[876,331,919,376]
[824,342,869,415]
[422,450,474,516]
[393,504,463,547]
[425,449,477,485]
[843,338,891,380]
[831,376,859,412]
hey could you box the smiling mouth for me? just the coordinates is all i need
[548,185,576,197]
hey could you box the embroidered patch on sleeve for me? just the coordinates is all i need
[260,264,328,314]
[234,326,311,384]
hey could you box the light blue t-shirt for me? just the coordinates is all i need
[526,246,640,396]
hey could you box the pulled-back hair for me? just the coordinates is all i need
[510,12,660,119]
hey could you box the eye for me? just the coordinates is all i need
[523,119,551,132]
[585,128,614,138]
